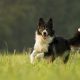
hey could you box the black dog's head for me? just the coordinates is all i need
[37,18,55,39]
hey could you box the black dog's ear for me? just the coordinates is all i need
[47,18,53,28]
[38,18,44,26]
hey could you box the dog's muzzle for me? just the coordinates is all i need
[42,30,48,39]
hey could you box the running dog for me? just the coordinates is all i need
[30,18,70,64]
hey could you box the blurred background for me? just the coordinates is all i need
[0,0,80,52]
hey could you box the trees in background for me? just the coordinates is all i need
[0,0,80,51]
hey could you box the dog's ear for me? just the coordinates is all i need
[47,18,53,28]
[38,18,44,26]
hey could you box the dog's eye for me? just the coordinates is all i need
[46,28,48,30]
[39,29,42,31]
[40,26,45,29]
[39,28,44,32]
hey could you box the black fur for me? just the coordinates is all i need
[44,37,70,63]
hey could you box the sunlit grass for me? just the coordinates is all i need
[0,51,80,80]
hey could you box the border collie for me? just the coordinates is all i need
[30,18,70,64]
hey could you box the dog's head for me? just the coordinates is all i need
[37,18,55,39]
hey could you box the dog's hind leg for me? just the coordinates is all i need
[63,53,69,63]
[63,51,70,63]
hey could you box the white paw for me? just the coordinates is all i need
[30,54,35,64]
[35,53,44,60]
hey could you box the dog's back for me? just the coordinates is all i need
[53,37,70,54]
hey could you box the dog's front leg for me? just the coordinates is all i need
[35,53,44,60]
[30,50,36,64]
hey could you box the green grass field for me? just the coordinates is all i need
[0,51,80,80]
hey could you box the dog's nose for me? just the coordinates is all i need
[44,32,46,34]
[44,32,46,35]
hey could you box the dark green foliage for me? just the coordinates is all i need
[0,0,80,51]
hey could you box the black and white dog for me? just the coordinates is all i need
[30,18,70,64]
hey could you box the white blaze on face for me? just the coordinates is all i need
[78,28,80,32]
[42,30,48,36]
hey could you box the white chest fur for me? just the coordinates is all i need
[34,33,53,53]
[30,32,53,64]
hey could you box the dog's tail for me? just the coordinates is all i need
[68,27,80,47]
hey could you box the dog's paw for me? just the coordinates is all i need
[30,54,35,64]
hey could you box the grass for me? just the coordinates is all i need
[0,51,80,80]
